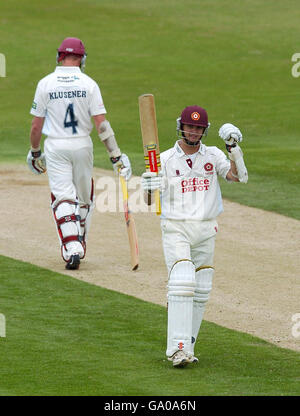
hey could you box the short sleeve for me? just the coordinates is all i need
[30,82,47,117]
[89,82,107,116]
[215,148,231,179]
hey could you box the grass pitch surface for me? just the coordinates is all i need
[0,255,299,396]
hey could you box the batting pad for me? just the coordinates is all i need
[53,201,84,261]
[166,260,196,357]
[79,201,94,241]
[191,266,214,354]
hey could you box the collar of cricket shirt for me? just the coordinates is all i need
[174,140,205,157]
[55,66,82,73]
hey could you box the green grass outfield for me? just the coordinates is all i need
[0,0,300,397]
[0,0,300,219]
[0,255,299,396]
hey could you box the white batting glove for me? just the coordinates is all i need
[219,123,243,146]
[141,171,163,192]
[26,149,47,174]
[112,153,132,181]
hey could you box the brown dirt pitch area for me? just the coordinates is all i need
[0,164,299,352]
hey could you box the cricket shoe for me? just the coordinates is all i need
[65,254,80,270]
[186,354,199,364]
[168,350,189,368]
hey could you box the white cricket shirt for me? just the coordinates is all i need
[160,141,231,220]
[30,66,106,138]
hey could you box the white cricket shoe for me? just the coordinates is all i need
[168,350,189,367]
[186,353,199,364]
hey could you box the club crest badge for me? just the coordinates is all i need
[204,162,213,172]
[191,111,200,121]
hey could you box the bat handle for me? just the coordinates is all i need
[154,189,161,215]
[119,171,128,201]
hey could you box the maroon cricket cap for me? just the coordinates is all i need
[180,105,209,128]
[57,37,86,62]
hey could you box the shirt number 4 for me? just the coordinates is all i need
[64,103,78,134]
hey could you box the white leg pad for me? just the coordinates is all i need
[52,201,84,261]
[166,260,196,357]
[79,202,94,241]
[191,266,214,353]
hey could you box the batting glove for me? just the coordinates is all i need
[141,171,163,192]
[111,153,132,181]
[219,123,243,146]
[27,148,47,174]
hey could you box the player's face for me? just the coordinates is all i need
[182,124,204,143]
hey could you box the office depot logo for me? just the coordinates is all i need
[181,178,210,193]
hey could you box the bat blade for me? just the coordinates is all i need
[119,175,139,271]
[139,94,161,215]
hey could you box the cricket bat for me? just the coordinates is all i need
[138,93,161,215]
[119,174,139,271]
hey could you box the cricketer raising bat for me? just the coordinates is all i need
[119,173,139,271]
[138,93,161,215]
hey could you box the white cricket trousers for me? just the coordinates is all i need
[161,219,218,272]
[44,136,94,205]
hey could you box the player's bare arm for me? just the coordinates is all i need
[27,116,47,175]
[93,114,131,180]
[30,116,45,150]
[226,161,240,182]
